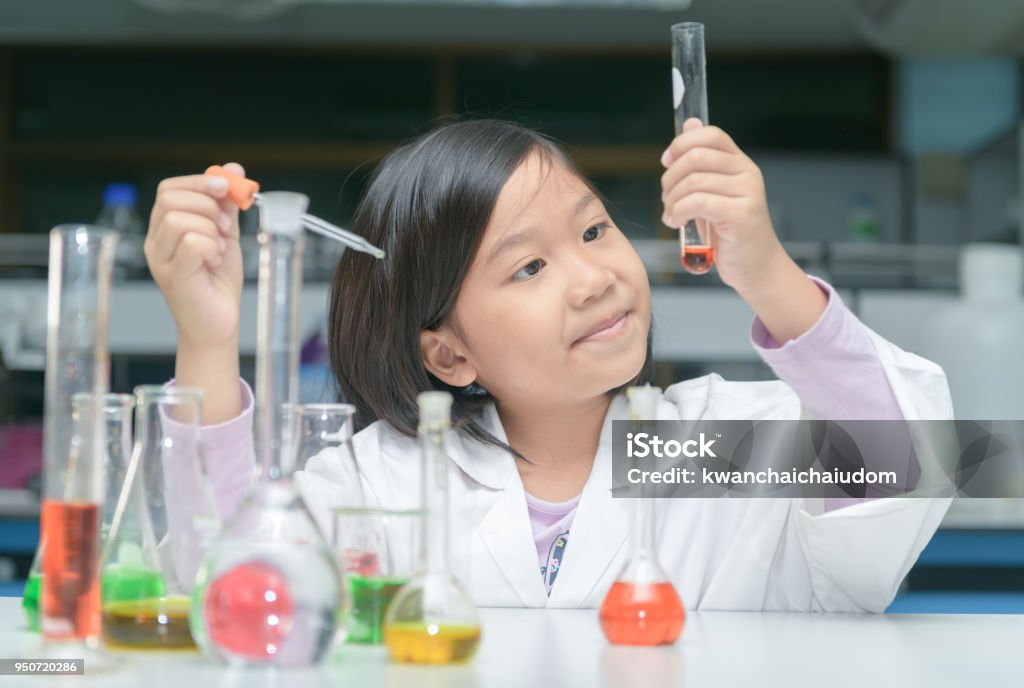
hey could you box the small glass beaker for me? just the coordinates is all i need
[291,403,357,473]
[101,385,219,651]
[333,508,421,645]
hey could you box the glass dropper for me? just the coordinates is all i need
[204,165,386,260]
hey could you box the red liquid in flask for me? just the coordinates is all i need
[40,500,101,641]
[599,581,685,646]
[204,562,295,660]
[681,246,714,274]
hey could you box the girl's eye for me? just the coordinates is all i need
[513,259,545,282]
[583,223,609,242]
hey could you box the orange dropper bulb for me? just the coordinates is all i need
[205,165,260,211]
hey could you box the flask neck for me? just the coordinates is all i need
[419,423,451,575]
[628,495,658,561]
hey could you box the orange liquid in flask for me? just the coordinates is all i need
[40,500,101,641]
[599,581,685,646]
[681,245,715,274]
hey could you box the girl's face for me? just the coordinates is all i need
[423,151,652,410]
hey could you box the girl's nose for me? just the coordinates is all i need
[567,253,616,309]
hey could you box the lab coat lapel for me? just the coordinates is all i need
[547,395,632,607]
[478,474,550,607]
[455,404,548,607]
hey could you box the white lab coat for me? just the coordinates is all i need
[295,326,952,612]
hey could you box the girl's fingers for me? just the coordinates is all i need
[662,124,741,167]
[221,162,246,179]
[211,162,247,238]
[156,173,230,200]
[147,211,223,266]
[662,171,747,213]
[150,189,230,235]
[660,147,747,194]
[667,192,737,227]
[170,232,224,273]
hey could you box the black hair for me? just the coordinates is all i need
[328,119,654,454]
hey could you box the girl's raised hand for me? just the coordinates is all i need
[144,162,246,350]
[660,119,786,298]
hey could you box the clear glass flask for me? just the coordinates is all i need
[290,403,358,474]
[101,386,217,650]
[290,402,366,545]
[670,22,714,275]
[24,392,133,633]
[599,386,685,646]
[38,225,118,649]
[191,192,344,668]
[383,391,481,665]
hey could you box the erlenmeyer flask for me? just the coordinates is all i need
[37,224,117,650]
[23,392,133,633]
[101,385,218,650]
[599,386,685,646]
[191,192,343,668]
[383,392,481,665]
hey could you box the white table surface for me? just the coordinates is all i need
[1,597,1021,688]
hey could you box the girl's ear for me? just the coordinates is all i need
[420,327,478,388]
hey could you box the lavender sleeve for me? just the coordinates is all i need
[164,378,256,522]
[750,276,905,511]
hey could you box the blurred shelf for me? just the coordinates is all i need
[0,490,39,521]
[941,499,1024,530]
[917,529,1024,567]
[9,142,667,176]
[887,592,1024,614]
[9,142,396,168]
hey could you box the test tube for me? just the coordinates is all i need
[671,22,714,275]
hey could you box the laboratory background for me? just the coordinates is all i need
[1,0,1023,622]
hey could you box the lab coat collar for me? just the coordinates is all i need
[461,402,549,605]
[444,402,517,491]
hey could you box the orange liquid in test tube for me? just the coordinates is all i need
[681,245,715,274]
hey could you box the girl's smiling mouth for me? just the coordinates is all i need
[574,311,630,344]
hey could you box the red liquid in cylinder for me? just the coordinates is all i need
[40,500,101,641]
[599,581,685,646]
[681,246,714,274]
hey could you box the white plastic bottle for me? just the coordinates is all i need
[918,243,1024,420]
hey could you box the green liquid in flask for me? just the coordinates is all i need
[102,566,166,602]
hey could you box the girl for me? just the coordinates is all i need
[145,118,951,611]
